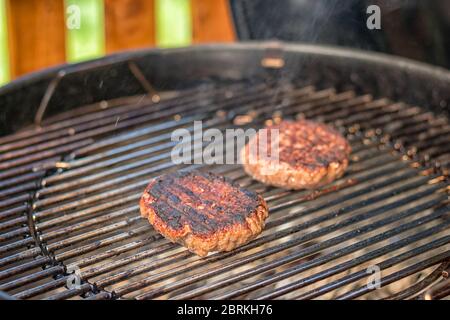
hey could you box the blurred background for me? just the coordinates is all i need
[0,0,235,86]
[0,0,449,86]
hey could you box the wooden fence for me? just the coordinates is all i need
[3,0,235,79]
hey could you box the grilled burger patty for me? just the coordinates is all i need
[140,170,268,257]
[241,120,351,190]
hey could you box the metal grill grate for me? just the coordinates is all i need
[0,81,449,300]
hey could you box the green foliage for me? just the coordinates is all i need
[0,0,9,86]
[65,0,105,62]
[156,0,192,47]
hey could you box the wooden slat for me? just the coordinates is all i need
[6,0,66,78]
[191,0,235,43]
[104,0,155,53]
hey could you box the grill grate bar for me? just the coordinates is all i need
[46,217,142,252]
[54,225,152,263]
[0,139,94,172]
[0,226,31,244]
[384,260,450,300]
[0,82,449,300]
[0,256,51,282]
[0,194,31,211]
[294,237,450,300]
[0,83,257,150]
[38,84,243,126]
[65,233,168,270]
[0,157,60,182]
[0,83,281,167]
[225,229,450,300]
[41,206,139,242]
[0,237,34,255]
[43,283,92,300]
[163,192,449,300]
[13,276,69,300]
[0,265,64,292]
[0,204,28,220]
[0,247,42,268]
[79,242,177,280]
[253,209,450,300]
[420,271,450,300]
[336,250,450,300]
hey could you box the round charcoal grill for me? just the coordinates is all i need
[0,43,449,300]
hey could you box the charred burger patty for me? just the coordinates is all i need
[140,170,268,257]
[241,120,351,190]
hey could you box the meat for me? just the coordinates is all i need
[241,120,351,190]
[140,170,268,257]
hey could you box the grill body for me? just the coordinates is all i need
[0,43,449,300]
[1,43,449,136]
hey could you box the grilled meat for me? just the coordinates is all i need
[140,170,269,257]
[241,120,351,189]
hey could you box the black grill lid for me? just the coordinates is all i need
[229,0,450,69]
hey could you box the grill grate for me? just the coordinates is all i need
[0,81,449,300]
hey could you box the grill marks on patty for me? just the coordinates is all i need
[146,172,259,236]
[141,171,268,257]
[275,121,351,170]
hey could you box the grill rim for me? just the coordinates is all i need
[2,42,450,92]
[1,42,449,137]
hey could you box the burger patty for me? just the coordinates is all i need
[241,120,351,190]
[140,170,269,257]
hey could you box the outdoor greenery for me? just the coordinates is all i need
[0,0,8,85]
[65,0,105,62]
[156,0,191,48]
